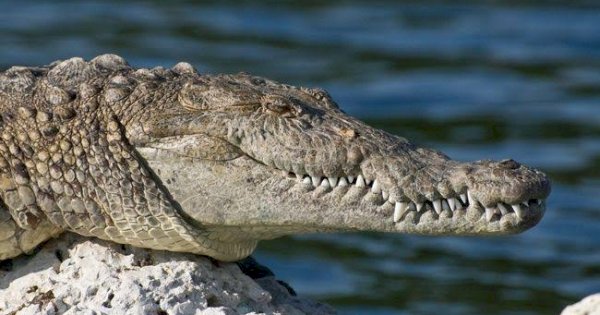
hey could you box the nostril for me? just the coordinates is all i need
[499,159,520,169]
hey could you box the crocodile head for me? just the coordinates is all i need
[131,70,550,260]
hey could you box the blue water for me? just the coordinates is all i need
[1,1,599,314]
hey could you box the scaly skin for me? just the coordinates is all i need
[0,55,550,261]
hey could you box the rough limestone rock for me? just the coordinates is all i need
[561,294,600,315]
[0,234,335,315]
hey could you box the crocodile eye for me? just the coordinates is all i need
[261,95,296,117]
[265,102,292,114]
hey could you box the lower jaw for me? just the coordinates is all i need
[285,179,544,234]
[378,201,543,237]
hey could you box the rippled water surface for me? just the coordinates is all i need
[1,1,599,314]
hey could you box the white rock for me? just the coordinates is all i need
[0,233,335,315]
[561,293,600,315]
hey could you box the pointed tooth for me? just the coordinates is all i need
[311,176,320,187]
[394,202,408,223]
[320,178,330,188]
[485,207,495,221]
[382,190,389,200]
[467,191,474,205]
[356,175,366,187]
[302,177,312,185]
[513,204,524,219]
[448,198,456,211]
[338,177,348,187]
[460,193,468,204]
[442,199,451,211]
[328,177,338,187]
[347,176,355,183]
[521,201,529,207]
[433,200,442,214]
[536,199,542,206]
[371,179,381,194]
[416,202,424,212]
[365,178,373,186]
[498,203,509,215]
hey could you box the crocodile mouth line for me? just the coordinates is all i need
[282,171,545,225]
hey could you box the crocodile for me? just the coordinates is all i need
[0,54,550,262]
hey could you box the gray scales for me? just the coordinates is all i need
[0,54,550,262]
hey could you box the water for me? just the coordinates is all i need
[1,1,599,314]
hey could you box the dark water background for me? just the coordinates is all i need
[1,1,599,314]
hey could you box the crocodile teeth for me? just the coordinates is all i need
[328,177,338,187]
[416,202,424,212]
[448,198,456,211]
[371,179,381,194]
[485,207,496,221]
[311,176,320,187]
[467,191,474,205]
[356,175,366,187]
[498,203,509,215]
[394,202,407,223]
[433,200,442,214]
[442,199,451,212]
[513,204,524,219]
[291,170,542,224]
